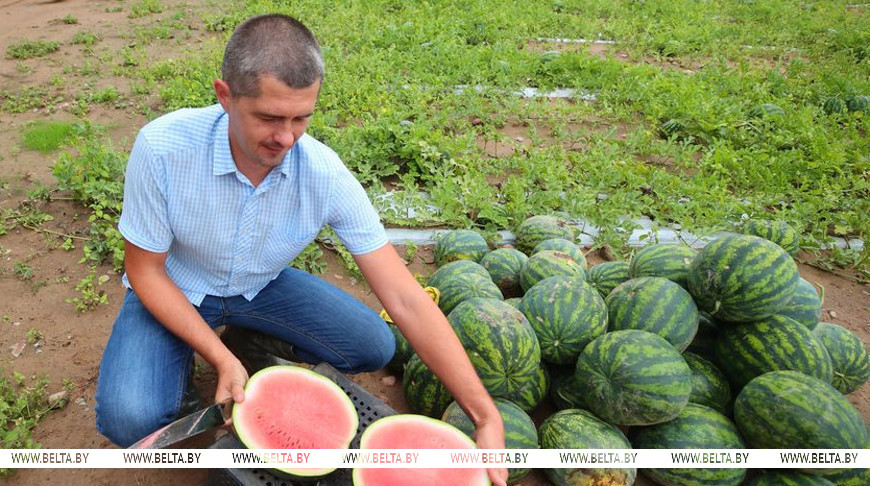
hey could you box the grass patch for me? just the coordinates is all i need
[6,40,59,60]
[0,371,51,477]
[22,121,77,153]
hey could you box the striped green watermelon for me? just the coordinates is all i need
[714,315,833,388]
[846,95,869,113]
[629,404,746,486]
[518,276,608,365]
[519,250,586,292]
[778,277,822,330]
[687,234,800,323]
[427,259,490,290]
[749,103,786,118]
[813,322,870,394]
[402,355,453,418]
[745,471,836,486]
[734,370,869,451]
[442,399,538,484]
[514,215,575,254]
[538,409,637,486]
[503,297,522,308]
[659,118,685,139]
[547,363,585,410]
[447,298,542,404]
[741,219,801,256]
[629,243,697,288]
[434,230,489,266]
[437,272,503,315]
[587,261,631,298]
[573,330,693,425]
[823,97,846,115]
[683,352,732,415]
[385,324,413,374]
[606,277,699,352]
[686,312,720,362]
[509,364,548,412]
[479,247,529,298]
[822,465,870,486]
[531,238,587,268]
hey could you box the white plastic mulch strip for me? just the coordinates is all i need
[451,84,596,100]
[534,37,617,45]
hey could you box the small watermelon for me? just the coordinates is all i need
[587,261,631,298]
[385,324,413,374]
[749,103,786,118]
[813,322,870,394]
[519,250,586,292]
[777,277,822,330]
[629,404,746,486]
[846,95,869,113]
[427,259,490,290]
[687,234,800,323]
[402,355,454,418]
[538,409,637,486]
[573,330,693,426]
[437,272,503,315]
[518,275,608,365]
[353,414,489,486]
[479,247,529,298]
[232,366,358,478]
[659,118,685,139]
[628,243,696,288]
[683,352,732,415]
[442,399,538,484]
[734,370,869,450]
[823,97,846,115]
[514,215,575,254]
[741,219,801,256]
[606,277,699,351]
[822,465,870,486]
[434,230,489,266]
[745,471,836,486]
[531,238,587,268]
[714,315,833,388]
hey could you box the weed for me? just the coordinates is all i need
[129,0,164,19]
[403,241,419,262]
[71,32,100,46]
[6,40,59,60]
[25,328,43,345]
[12,263,33,281]
[66,268,110,312]
[0,371,52,476]
[22,121,76,153]
[61,14,78,25]
[290,242,327,275]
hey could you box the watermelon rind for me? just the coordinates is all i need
[519,250,586,292]
[509,364,549,413]
[821,464,870,486]
[744,470,836,486]
[531,238,587,269]
[402,355,454,418]
[232,365,358,478]
[813,322,870,394]
[629,403,746,486]
[385,324,413,374]
[514,215,575,255]
[436,272,503,316]
[741,219,801,256]
[479,247,529,298]
[628,243,696,289]
[573,329,693,426]
[538,408,637,486]
[587,261,631,298]
[734,370,869,452]
[777,277,822,330]
[434,230,489,266]
[683,352,732,415]
[685,312,720,362]
[427,260,490,291]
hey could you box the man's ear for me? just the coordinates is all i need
[214,79,232,110]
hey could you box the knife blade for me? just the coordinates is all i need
[127,399,234,449]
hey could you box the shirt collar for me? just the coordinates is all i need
[212,108,296,178]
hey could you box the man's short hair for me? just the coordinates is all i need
[221,14,324,97]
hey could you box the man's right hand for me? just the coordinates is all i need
[215,355,248,405]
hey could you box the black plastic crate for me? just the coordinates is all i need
[205,362,396,486]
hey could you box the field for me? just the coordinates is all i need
[0,1,867,485]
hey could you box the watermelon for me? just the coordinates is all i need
[659,118,685,139]
[353,414,489,486]
[503,297,522,308]
[714,315,833,388]
[509,364,548,413]
[437,272,503,316]
[514,215,575,254]
[778,277,823,330]
[427,259,490,291]
[434,229,489,266]
[447,298,542,404]
[442,399,538,484]
[386,324,413,374]
[479,247,529,298]
[402,355,454,418]
[629,404,746,486]
[682,352,732,415]
[687,234,800,323]
[734,370,869,451]
[823,97,846,115]
[606,277,699,351]
[686,312,720,362]
[547,363,585,410]
[745,471,836,486]
[538,409,637,486]
[531,238,587,268]
[749,103,786,118]
[232,365,358,478]
[518,275,608,365]
[587,261,631,298]
[741,219,801,256]
[573,330,693,425]
[813,322,870,394]
[628,243,697,288]
[846,95,869,112]
[519,250,586,292]
[823,465,870,486]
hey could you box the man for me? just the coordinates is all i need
[94,13,507,485]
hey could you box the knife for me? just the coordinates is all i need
[127,399,234,449]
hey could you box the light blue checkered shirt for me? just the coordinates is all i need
[119,104,387,306]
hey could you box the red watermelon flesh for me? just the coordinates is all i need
[232,365,358,477]
[353,414,490,486]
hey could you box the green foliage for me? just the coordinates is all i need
[22,121,76,153]
[61,14,78,25]
[66,268,110,312]
[6,40,59,60]
[0,371,51,476]
[12,262,33,281]
[71,31,100,46]
[290,242,327,275]
[25,328,43,345]
[129,0,164,19]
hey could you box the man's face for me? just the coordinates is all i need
[215,75,320,181]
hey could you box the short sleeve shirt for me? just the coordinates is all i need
[118,104,388,306]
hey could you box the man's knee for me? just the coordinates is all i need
[96,391,176,447]
[347,319,396,372]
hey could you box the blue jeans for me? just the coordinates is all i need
[95,267,395,447]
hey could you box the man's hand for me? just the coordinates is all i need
[475,418,509,486]
[214,356,248,405]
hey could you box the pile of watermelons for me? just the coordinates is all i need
[386,215,870,486]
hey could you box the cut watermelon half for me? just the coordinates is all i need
[232,365,358,478]
[352,414,490,486]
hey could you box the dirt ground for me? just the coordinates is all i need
[0,2,867,486]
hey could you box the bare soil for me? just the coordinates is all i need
[0,2,867,486]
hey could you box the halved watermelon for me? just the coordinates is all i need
[353,414,490,486]
[232,366,358,478]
